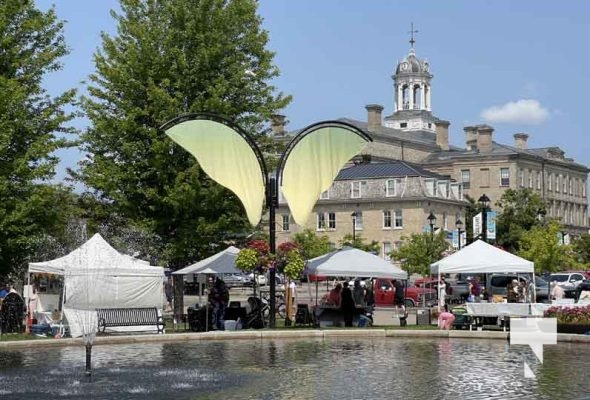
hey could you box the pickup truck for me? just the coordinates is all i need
[373,278,437,307]
[412,277,470,302]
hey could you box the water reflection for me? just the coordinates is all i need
[0,338,588,399]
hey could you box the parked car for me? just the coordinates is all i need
[373,278,437,307]
[487,274,549,303]
[220,273,252,289]
[549,272,585,298]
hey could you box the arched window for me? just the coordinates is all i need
[413,84,422,109]
[402,85,410,110]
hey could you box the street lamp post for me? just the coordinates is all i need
[351,212,357,244]
[456,219,464,250]
[161,114,372,328]
[478,194,490,242]
[427,211,437,240]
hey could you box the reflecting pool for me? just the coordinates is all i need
[0,337,589,399]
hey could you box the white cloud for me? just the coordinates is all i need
[480,99,550,125]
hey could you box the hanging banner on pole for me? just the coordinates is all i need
[452,230,458,248]
[473,213,482,239]
[486,211,497,240]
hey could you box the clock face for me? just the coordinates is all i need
[400,62,408,71]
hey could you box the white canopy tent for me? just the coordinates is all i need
[430,240,535,306]
[28,233,165,337]
[430,240,534,274]
[306,246,408,279]
[172,246,241,276]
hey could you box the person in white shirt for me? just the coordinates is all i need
[550,281,565,300]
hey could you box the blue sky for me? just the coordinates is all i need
[36,0,590,182]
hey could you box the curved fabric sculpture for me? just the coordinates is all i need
[280,125,368,225]
[165,119,266,226]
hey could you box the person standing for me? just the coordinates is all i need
[352,279,366,307]
[439,277,448,312]
[209,277,229,330]
[340,282,355,327]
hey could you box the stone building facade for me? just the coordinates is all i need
[272,41,589,256]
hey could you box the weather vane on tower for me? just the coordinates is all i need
[409,22,418,48]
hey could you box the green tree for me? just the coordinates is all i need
[292,229,332,260]
[571,234,590,269]
[390,232,448,276]
[75,0,290,268]
[339,233,380,254]
[517,220,577,273]
[0,1,77,278]
[495,188,546,252]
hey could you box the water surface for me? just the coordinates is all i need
[0,337,588,399]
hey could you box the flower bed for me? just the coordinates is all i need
[544,305,590,334]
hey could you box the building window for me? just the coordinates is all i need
[500,168,510,187]
[536,172,541,190]
[328,212,336,230]
[461,170,470,189]
[354,212,363,230]
[383,242,392,261]
[383,210,392,228]
[443,212,448,230]
[400,122,407,128]
[569,178,573,195]
[386,178,402,197]
[438,181,449,198]
[320,188,330,200]
[394,241,403,250]
[583,181,587,197]
[556,175,560,192]
[394,210,403,228]
[519,169,524,187]
[316,213,326,230]
[351,181,364,198]
[548,173,552,191]
[281,214,290,232]
[562,176,567,193]
[425,179,437,196]
[528,170,533,188]
[480,169,490,187]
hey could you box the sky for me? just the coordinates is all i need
[36,0,590,184]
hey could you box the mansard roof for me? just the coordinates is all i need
[335,160,449,181]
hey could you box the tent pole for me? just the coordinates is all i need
[438,269,441,313]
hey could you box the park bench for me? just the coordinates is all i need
[96,307,164,335]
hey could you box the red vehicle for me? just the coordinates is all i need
[373,278,437,307]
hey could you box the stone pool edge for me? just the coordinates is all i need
[1,329,589,349]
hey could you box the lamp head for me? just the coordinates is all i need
[478,193,490,208]
[456,219,463,230]
[427,211,437,226]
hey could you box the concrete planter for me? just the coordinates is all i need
[557,323,590,335]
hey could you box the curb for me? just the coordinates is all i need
[1,329,588,349]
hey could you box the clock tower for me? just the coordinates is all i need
[384,34,438,133]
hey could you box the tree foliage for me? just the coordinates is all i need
[291,229,332,260]
[75,0,291,268]
[390,232,448,276]
[495,189,546,252]
[0,1,77,278]
[517,220,578,273]
[571,234,590,269]
[339,233,381,254]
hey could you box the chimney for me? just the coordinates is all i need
[270,114,286,136]
[513,133,529,150]
[365,104,383,132]
[476,124,494,153]
[435,120,450,151]
[464,126,477,150]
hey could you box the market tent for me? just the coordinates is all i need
[172,246,241,276]
[28,233,165,337]
[306,246,407,279]
[429,240,534,274]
